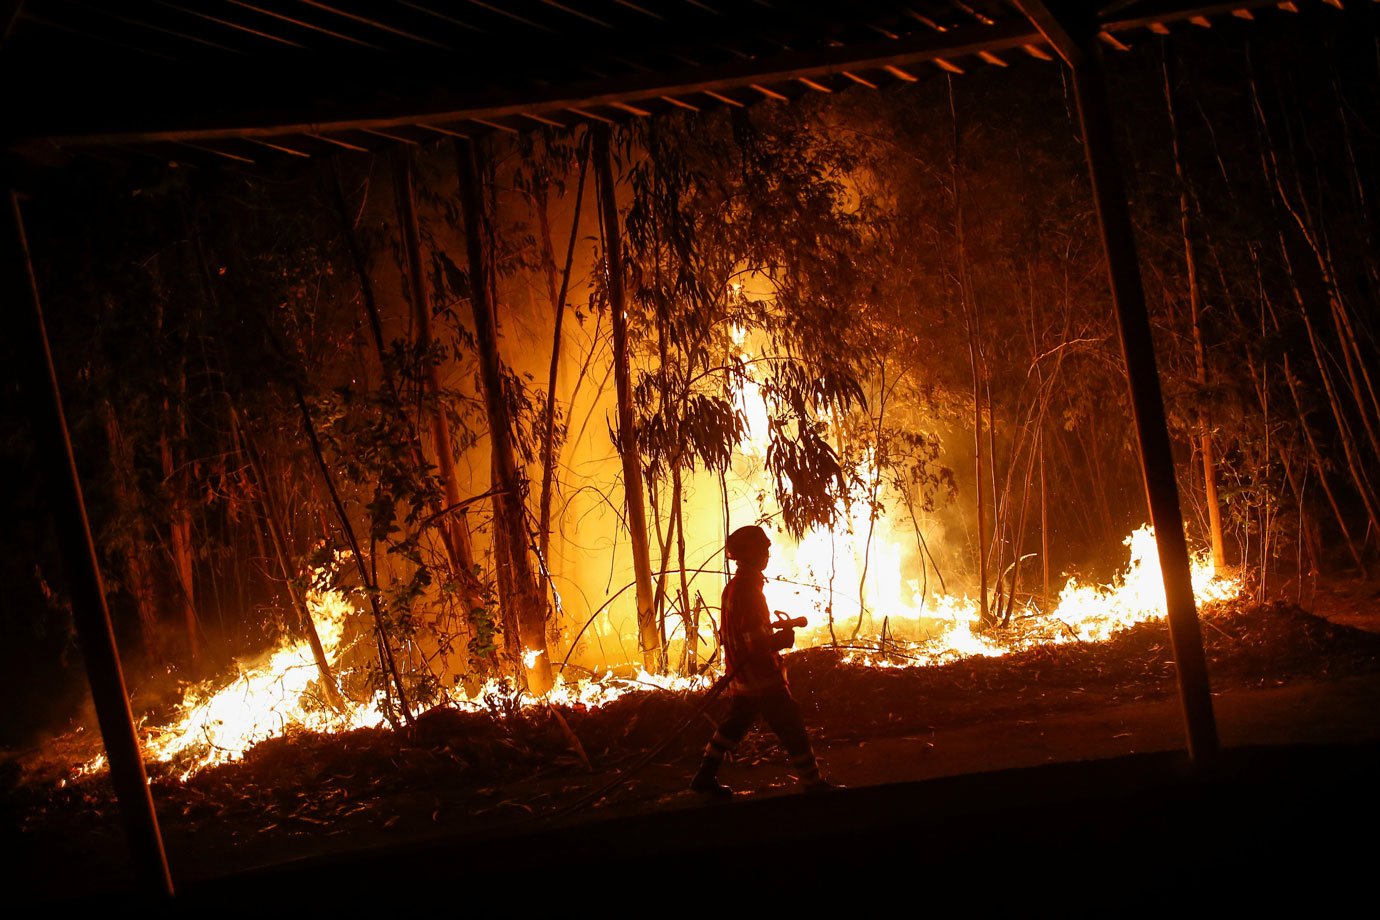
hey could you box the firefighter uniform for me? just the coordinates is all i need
[691,526,829,795]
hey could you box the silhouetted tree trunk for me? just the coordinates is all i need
[160,373,198,667]
[389,150,491,648]
[295,387,411,725]
[593,125,659,670]
[102,401,163,662]
[1164,49,1226,569]
[455,138,554,693]
[234,408,346,711]
[949,77,988,626]
[536,137,590,575]
[673,466,695,673]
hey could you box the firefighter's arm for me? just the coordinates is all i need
[740,620,777,656]
[737,589,778,657]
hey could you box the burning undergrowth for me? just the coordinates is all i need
[10,598,1380,850]
[50,525,1239,785]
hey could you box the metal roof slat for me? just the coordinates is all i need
[417,123,473,138]
[222,0,386,49]
[310,133,372,152]
[246,137,314,157]
[841,70,879,88]
[298,1,452,49]
[18,11,180,62]
[62,1,247,55]
[151,1,306,49]
[392,0,486,35]
[751,83,791,101]
[459,0,556,34]
[518,111,572,128]
[466,117,521,134]
[178,141,257,164]
[538,0,614,30]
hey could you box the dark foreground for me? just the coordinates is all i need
[52,740,1380,910]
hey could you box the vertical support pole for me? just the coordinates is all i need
[5,190,174,895]
[1062,36,1219,762]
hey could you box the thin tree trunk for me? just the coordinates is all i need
[235,410,346,711]
[102,401,162,662]
[986,384,1004,616]
[160,382,199,667]
[674,468,695,674]
[389,149,490,641]
[536,136,590,572]
[1258,267,1367,573]
[1001,429,1038,627]
[949,77,988,627]
[455,138,555,693]
[1164,49,1226,569]
[490,453,524,678]
[1040,426,1050,605]
[1252,68,1380,460]
[331,159,388,364]
[335,196,489,643]
[648,478,673,671]
[1276,234,1380,536]
[592,125,659,670]
[294,387,411,725]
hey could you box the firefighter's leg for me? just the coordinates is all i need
[759,687,831,790]
[690,695,757,794]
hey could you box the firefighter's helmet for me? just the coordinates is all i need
[725,525,771,561]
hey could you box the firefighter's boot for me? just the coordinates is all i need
[689,758,733,797]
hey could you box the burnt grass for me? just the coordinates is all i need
[8,599,1380,890]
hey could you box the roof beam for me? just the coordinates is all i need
[1010,1,1085,66]
[11,17,1038,148]
[6,1,1312,152]
[1099,0,1289,32]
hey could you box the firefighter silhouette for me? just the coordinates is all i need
[690,524,835,796]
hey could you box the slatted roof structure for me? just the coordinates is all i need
[5,0,1374,900]
[1,0,1355,169]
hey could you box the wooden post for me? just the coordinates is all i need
[1016,2,1219,763]
[592,125,660,671]
[6,190,174,896]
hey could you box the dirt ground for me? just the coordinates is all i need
[7,581,1380,904]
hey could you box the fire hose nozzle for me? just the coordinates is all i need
[772,614,808,630]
